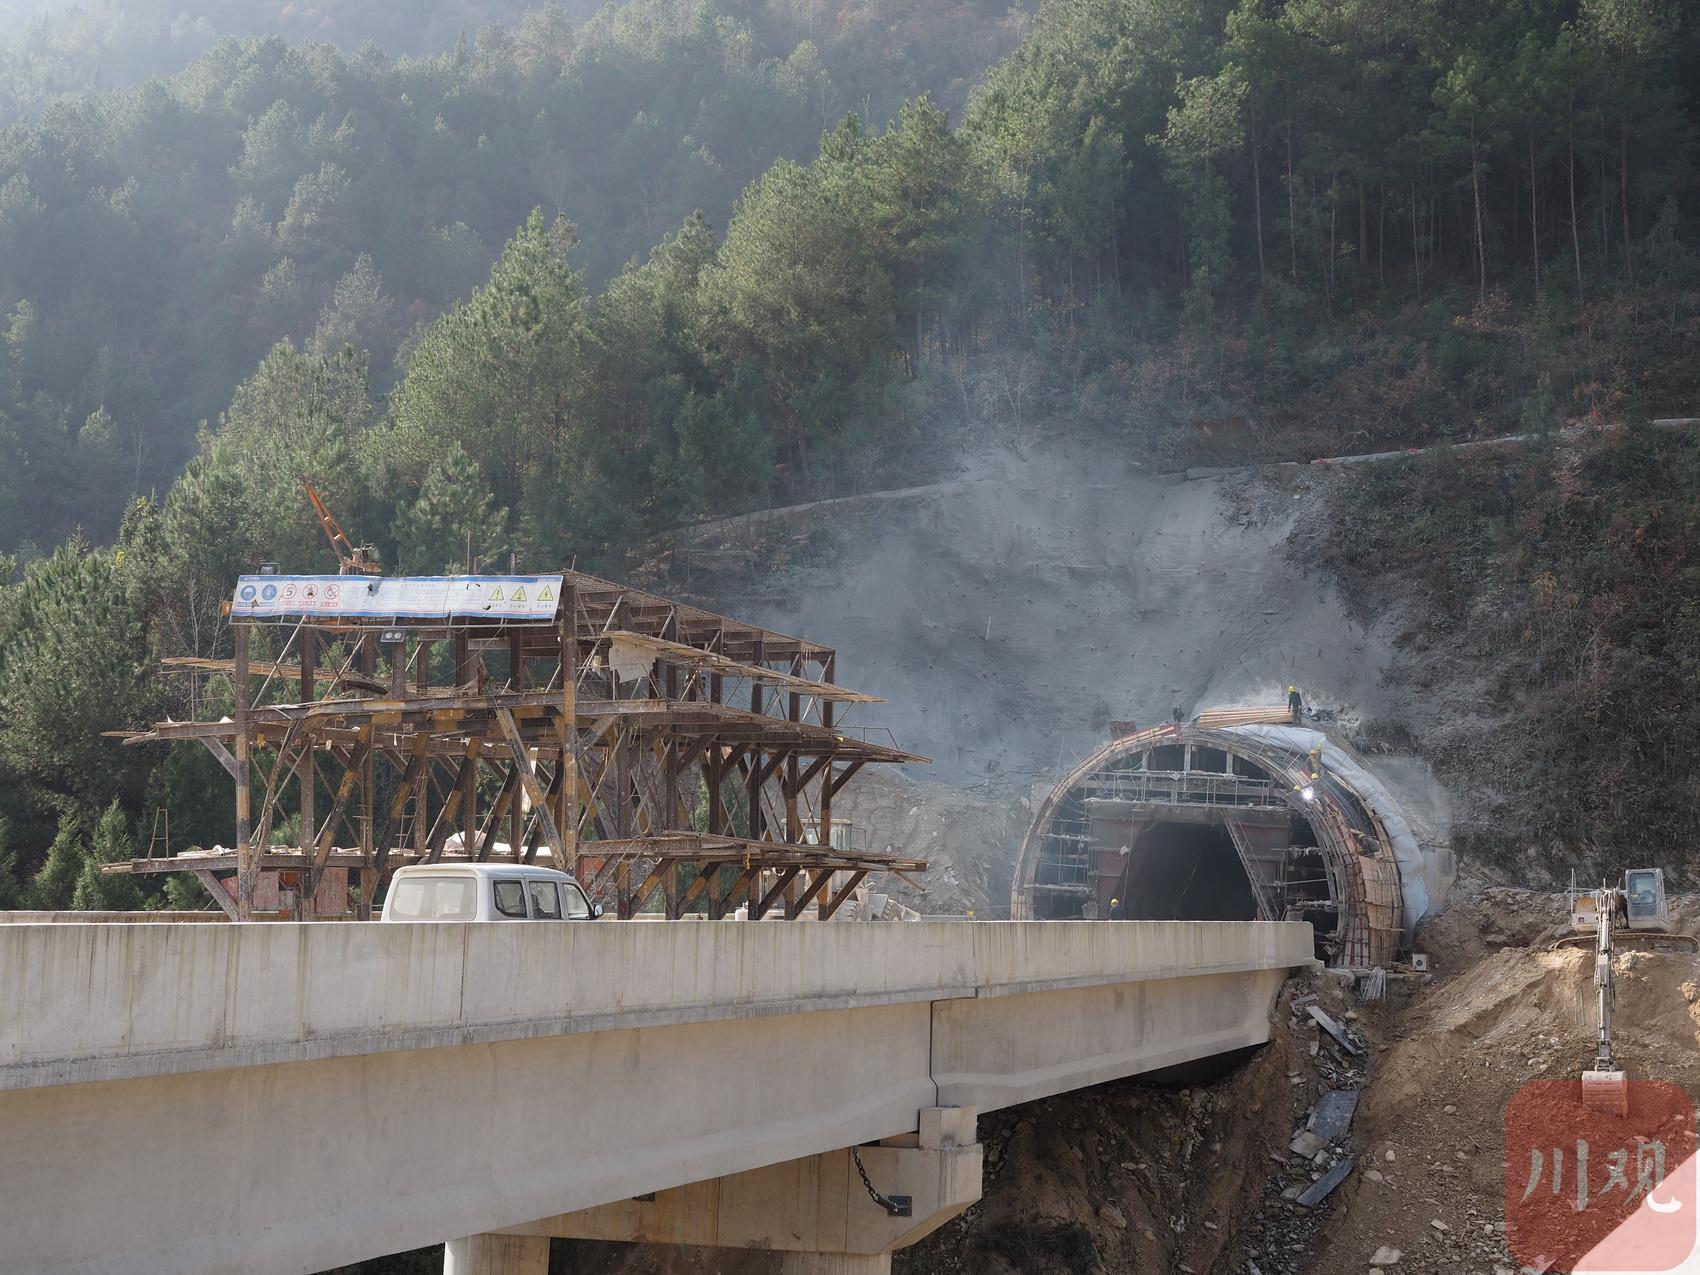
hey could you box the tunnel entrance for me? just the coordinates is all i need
[1120,822,1257,920]
[1016,720,1409,966]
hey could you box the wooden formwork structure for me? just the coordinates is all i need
[110,570,927,920]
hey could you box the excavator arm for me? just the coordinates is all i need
[301,478,381,575]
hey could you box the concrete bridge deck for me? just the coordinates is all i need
[0,919,1312,1274]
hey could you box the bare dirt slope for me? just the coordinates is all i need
[1306,888,1700,1273]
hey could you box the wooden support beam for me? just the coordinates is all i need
[298,629,317,918]
[752,866,801,920]
[475,766,523,861]
[248,719,303,869]
[560,582,579,876]
[311,724,372,872]
[496,708,565,864]
[615,860,635,918]
[413,640,430,853]
[199,737,239,780]
[818,870,868,921]
[663,860,682,919]
[786,669,802,841]
[425,739,482,862]
[819,652,836,856]
[678,864,720,913]
[747,639,764,841]
[786,869,834,920]
[359,633,378,919]
[706,672,724,835]
[373,735,432,880]
[627,860,670,917]
[195,869,239,920]
[829,758,865,798]
[233,623,254,920]
[709,867,755,921]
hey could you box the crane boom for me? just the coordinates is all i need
[301,478,381,575]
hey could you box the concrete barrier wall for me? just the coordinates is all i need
[0,919,1312,1091]
[0,920,1312,1274]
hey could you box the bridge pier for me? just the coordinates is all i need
[496,1107,981,1273]
[444,1233,548,1275]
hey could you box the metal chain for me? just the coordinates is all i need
[851,1145,907,1217]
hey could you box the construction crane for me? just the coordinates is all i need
[1555,869,1696,1115]
[301,478,381,575]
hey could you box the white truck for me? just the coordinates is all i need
[380,863,600,922]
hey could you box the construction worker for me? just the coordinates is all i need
[1109,897,1129,920]
[1308,743,1325,780]
[1288,685,1303,719]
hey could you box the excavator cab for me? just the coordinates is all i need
[1624,867,1669,932]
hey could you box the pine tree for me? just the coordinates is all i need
[70,799,143,911]
[390,442,509,574]
[0,818,21,910]
[25,814,88,911]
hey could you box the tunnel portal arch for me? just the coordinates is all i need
[1013,724,1405,967]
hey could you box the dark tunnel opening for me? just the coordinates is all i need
[1119,821,1257,920]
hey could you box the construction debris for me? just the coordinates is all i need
[1306,1090,1359,1142]
[1294,1156,1354,1207]
[1306,1005,1364,1056]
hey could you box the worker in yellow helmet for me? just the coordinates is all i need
[1287,685,1303,719]
[1108,896,1128,920]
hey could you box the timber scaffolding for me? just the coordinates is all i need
[108,569,928,921]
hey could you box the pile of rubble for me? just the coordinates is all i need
[1217,978,1376,1275]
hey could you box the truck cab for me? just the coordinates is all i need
[380,864,599,922]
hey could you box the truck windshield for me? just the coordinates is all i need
[388,876,477,920]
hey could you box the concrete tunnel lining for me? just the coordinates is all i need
[1011,722,1414,967]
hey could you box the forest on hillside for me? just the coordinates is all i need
[0,0,1032,556]
[0,0,1697,901]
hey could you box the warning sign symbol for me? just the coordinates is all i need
[489,586,505,602]
[538,585,554,603]
[512,585,526,602]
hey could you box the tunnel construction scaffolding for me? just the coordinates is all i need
[1012,718,1403,967]
[108,569,927,920]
